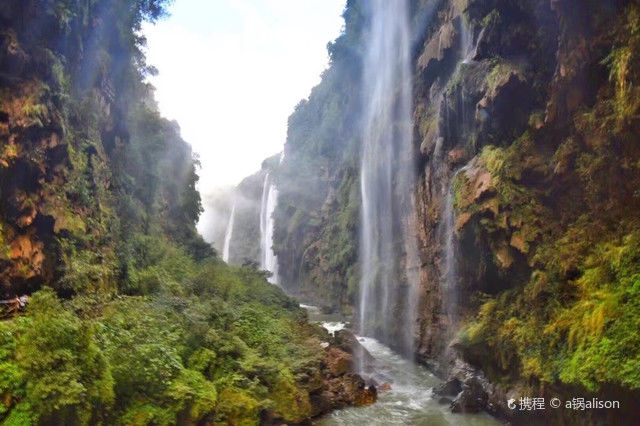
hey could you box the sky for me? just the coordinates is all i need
[143,0,346,198]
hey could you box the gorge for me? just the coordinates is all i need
[217,0,640,423]
[0,0,639,424]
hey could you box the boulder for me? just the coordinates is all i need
[433,378,462,397]
[325,347,352,377]
[438,396,454,405]
[451,376,489,413]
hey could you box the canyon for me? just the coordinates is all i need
[218,0,640,423]
[1,0,639,423]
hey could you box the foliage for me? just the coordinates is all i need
[0,259,325,424]
[0,0,322,424]
[11,288,114,425]
[459,1,640,394]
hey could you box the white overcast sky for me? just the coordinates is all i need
[143,0,345,194]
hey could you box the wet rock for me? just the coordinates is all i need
[311,338,378,417]
[433,378,462,397]
[323,373,377,410]
[325,347,352,376]
[418,21,456,71]
[447,147,466,166]
[378,382,392,392]
[332,329,375,373]
[371,372,392,388]
[438,396,454,405]
[451,376,488,413]
[355,382,377,406]
[332,328,358,350]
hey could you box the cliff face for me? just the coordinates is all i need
[439,1,640,419]
[223,169,265,266]
[0,1,210,297]
[266,0,640,420]
[412,0,559,362]
[271,2,365,310]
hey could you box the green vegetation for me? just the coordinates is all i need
[458,2,640,395]
[0,0,329,424]
[0,258,324,424]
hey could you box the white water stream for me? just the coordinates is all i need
[259,173,279,284]
[222,204,235,263]
[301,305,499,425]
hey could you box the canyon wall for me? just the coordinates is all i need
[262,0,640,421]
[0,0,212,297]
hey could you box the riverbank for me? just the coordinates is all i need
[301,304,500,425]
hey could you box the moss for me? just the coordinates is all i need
[215,387,261,425]
[601,4,640,129]
[267,369,311,423]
[481,9,500,28]
[485,59,526,98]
[416,103,438,139]
[460,44,640,390]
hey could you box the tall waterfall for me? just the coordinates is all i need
[222,204,235,263]
[260,173,279,285]
[438,18,478,335]
[359,0,418,356]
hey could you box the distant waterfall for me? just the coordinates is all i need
[359,0,418,356]
[222,204,235,263]
[260,173,279,285]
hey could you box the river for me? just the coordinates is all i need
[301,304,500,426]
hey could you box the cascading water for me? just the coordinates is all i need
[441,164,471,327]
[222,203,235,263]
[442,187,456,321]
[313,5,500,424]
[358,0,418,357]
[460,17,473,63]
[438,16,479,335]
[259,173,279,285]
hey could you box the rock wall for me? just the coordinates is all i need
[252,0,640,421]
[414,0,640,421]
[0,1,210,297]
[412,0,558,363]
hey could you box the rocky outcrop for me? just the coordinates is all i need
[0,1,209,297]
[0,39,95,295]
[308,329,377,418]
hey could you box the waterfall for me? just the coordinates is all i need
[442,181,457,324]
[441,164,471,330]
[359,0,418,357]
[460,17,473,63]
[437,15,479,334]
[222,204,235,263]
[260,173,279,285]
